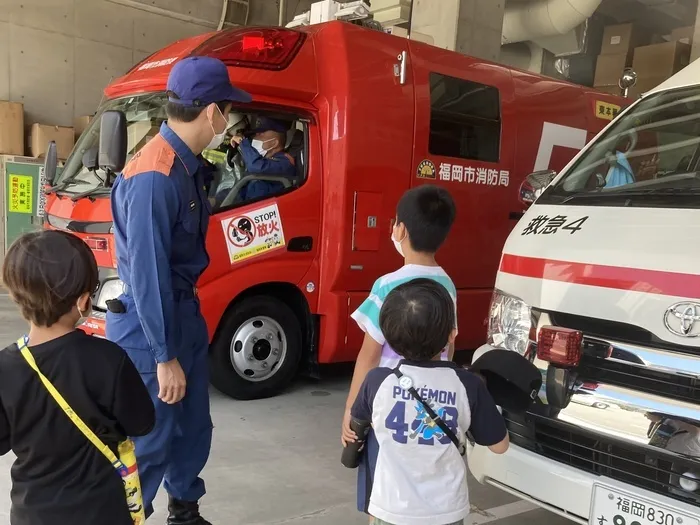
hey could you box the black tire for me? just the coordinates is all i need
[209,295,303,400]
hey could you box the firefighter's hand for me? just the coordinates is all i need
[231,135,244,146]
[157,359,186,404]
[341,407,358,447]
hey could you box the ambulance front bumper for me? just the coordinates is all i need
[468,344,700,524]
[467,442,700,524]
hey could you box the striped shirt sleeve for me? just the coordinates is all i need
[351,278,387,345]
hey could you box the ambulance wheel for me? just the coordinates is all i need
[210,295,302,400]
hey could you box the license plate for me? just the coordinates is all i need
[590,485,699,525]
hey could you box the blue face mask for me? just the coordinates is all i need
[605,150,635,188]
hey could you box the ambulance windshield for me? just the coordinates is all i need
[55,92,168,195]
[542,86,700,208]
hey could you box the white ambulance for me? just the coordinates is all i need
[468,61,700,525]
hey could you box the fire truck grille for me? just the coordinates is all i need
[504,411,700,506]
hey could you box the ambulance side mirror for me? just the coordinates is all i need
[99,110,127,174]
[519,170,556,207]
[44,141,58,186]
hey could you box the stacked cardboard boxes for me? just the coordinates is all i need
[628,34,691,98]
[74,116,93,142]
[670,26,693,46]
[29,124,74,161]
[0,101,77,160]
[594,23,648,95]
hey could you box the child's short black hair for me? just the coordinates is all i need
[2,231,98,327]
[379,278,455,361]
[397,185,456,253]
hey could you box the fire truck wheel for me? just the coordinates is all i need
[210,295,302,400]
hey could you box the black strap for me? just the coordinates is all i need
[393,368,465,456]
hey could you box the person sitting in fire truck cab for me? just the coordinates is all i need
[230,117,296,201]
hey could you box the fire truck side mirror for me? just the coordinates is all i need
[44,141,58,186]
[99,110,127,174]
[519,169,556,207]
[82,146,99,171]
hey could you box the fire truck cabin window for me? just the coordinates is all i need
[428,73,501,163]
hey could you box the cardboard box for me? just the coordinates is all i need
[628,76,667,99]
[671,26,693,45]
[30,124,74,160]
[594,53,630,86]
[73,116,93,140]
[633,41,691,80]
[0,101,24,156]
[601,23,647,58]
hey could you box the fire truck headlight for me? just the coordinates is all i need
[487,290,533,355]
[95,279,125,310]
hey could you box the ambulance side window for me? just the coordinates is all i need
[428,73,501,163]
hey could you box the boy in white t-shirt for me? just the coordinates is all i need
[342,185,457,446]
[351,279,509,525]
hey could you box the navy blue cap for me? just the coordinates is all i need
[251,117,290,135]
[167,56,252,107]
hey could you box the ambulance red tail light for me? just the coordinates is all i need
[537,326,583,367]
[85,237,108,251]
[193,28,306,71]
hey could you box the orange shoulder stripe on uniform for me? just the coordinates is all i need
[282,152,296,166]
[122,134,176,179]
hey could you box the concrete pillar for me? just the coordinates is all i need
[409,0,505,62]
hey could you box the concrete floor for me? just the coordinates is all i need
[0,296,571,524]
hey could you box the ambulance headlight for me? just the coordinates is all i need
[487,290,533,355]
[95,279,124,310]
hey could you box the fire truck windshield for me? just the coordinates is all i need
[55,92,168,195]
[540,86,700,208]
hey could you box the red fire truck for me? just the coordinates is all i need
[42,21,629,400]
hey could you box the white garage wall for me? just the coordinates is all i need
[0,0,314,127]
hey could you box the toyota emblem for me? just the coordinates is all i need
[664,302,700,338]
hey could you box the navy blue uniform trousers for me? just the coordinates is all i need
[106,294,212,515]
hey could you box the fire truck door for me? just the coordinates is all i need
[338,33,416,360]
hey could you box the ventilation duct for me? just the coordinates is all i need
[502,0,603,45]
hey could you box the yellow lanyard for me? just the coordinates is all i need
[16,336,126,473]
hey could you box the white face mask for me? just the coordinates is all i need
[391,230,405,257]
[205,105,227,150]
[251,138,274,157]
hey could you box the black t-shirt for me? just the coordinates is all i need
[0,330,155,525]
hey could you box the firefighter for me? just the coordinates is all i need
[231,117,296,202]
[105,56,251,525]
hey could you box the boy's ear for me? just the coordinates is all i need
[77,291,91,312]
[395,221,408,241]
[448,328,458,345]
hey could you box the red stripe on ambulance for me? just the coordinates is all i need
[499,254,700,299]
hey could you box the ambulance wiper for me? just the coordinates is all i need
[561,187,700,203]
[599,187,700,196]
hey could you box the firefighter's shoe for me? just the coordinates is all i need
[166,497,212,525]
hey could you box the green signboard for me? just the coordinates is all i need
[3,156,44,252]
